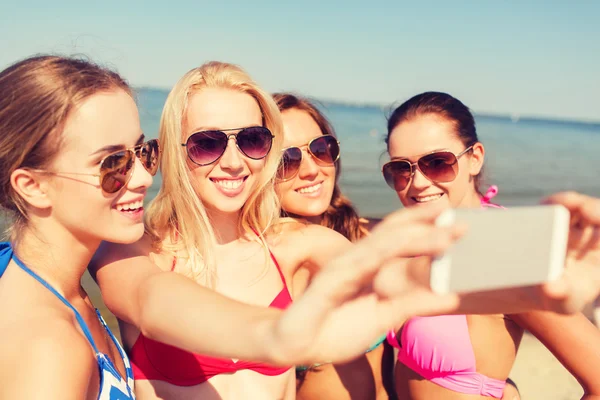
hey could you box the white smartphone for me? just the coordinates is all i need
[430,205,570,294]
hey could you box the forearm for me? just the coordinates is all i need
[137,271,286,363]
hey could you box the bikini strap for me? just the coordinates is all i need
[481,185,499,204]
[251,228,287,288]
[0,242,12,277]
[8,245,100,354]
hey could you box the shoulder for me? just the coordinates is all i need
[1,317,95,398]
[90,233,154,274]
[277,222,349,245]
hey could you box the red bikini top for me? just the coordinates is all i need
[128,241,293,386]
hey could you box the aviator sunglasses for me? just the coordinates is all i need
[277,135,340,181]
[382,146,473,192]
[36,139,160,194]
[182,126,274,166]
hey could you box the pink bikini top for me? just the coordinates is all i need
[387,186,506,398]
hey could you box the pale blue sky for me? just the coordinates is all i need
[1,1,598,122]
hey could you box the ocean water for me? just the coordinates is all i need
[136,88,600,218]
[4,87,599,336]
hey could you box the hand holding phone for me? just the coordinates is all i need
[430,205,570,294]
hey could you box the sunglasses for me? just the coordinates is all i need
[277,135,340,181]
[182,126,274,166]
[382,146,473,192]
[36,139,160,194]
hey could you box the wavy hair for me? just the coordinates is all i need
[146,62,283,287]
[273,93,368,242]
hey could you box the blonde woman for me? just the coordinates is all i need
[90,61,466,400]
[91,63,600,400]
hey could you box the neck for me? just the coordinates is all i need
[461,189,484,209]
[207,209,243,244]
[284,211,323,226]
[13,219,99,300]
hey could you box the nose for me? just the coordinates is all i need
[409,166,432,191]
[297,149,319,179]
[219,136,243,173]
[128,156,154,192]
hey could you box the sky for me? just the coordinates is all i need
[1,1,599,122]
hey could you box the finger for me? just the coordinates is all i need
[575,224,600,260]
[543,191,600,225]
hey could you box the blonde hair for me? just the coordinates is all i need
[145,61,283,287]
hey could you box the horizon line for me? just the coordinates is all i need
[133,85,600,127]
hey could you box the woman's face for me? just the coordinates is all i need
[44,89,153,244]
[183,87,267,216]
[276,109,336,218]
[387,114,484,209]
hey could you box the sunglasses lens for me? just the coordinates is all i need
[309,136,339,165]
[382,161,412,191]
[277,147,303,180]
[186,131,227,165]
[100,150,135,193]
[138,139,160,176]
[237,127,273,160]
[418,152,458,182]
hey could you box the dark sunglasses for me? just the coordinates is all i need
[382,146,473,192]
[277,135,340,181]
[182,126,274,166]
[35,139,160,194]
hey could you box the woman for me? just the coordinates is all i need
[0,55,458,400]
[89,63,592,400]
[90,62,475,400]
[273,92,394,400]
[0,56,460,400]
[381,91,600,399]
[0,55,160,399]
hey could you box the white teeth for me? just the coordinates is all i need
[414,194,443,203]
[116,200,143,211]
[214,179,244,190]
[297,183,322,194]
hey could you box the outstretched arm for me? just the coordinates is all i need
[90,203,464,366]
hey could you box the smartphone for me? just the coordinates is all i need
[430,205,570,294]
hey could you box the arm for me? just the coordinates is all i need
[90,203,466,366]
[511,311,600,399]
[91,242,285,363]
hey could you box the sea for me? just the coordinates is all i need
[7,87,600,334]
[137,87,599,218]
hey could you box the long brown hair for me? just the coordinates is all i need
[273,93,368,242]
[0,55,131,240]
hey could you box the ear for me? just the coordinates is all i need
[10,169,53,210]
[469,142,485,176]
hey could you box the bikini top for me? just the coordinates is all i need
[386,186,507,398]
[128,239,293,386]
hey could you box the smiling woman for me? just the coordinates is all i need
[0,55,159,400]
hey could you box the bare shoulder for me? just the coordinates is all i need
[275,220,345,240]
[0,316,95,399]
[90,233,154,274]
[268,221,352,274]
